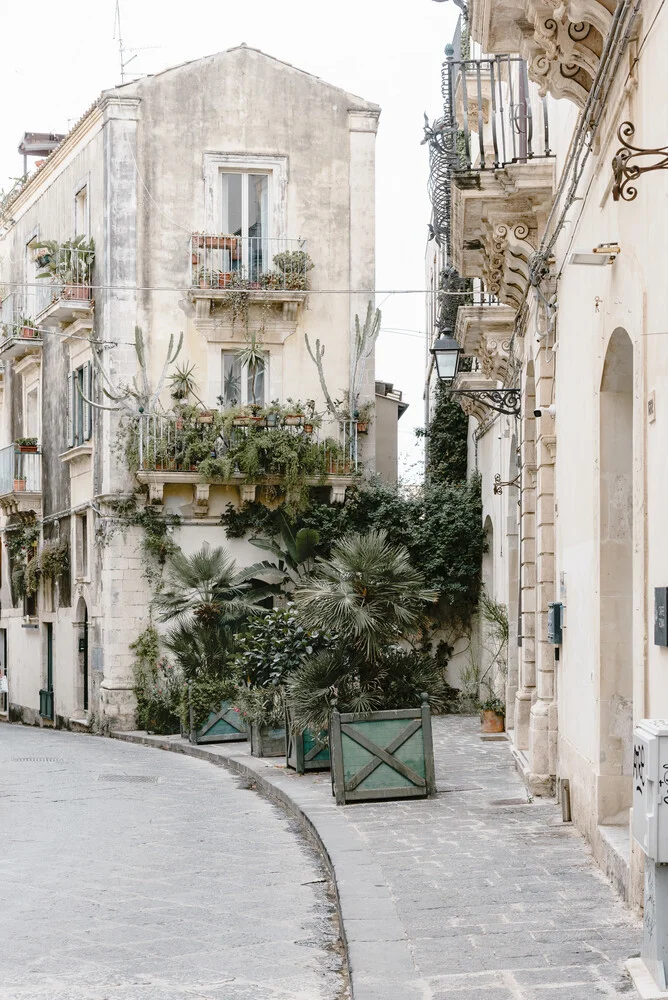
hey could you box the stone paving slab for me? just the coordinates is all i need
[113,717,642,1000]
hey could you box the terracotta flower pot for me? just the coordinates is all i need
[18,445,37,453]
[197,412,214,424]
[284,415,304,426]
[63,284,90,301]
[356,421,369,434]
[303,423,314,434]
[13,479,26,492]
[481,709,505,734]
[233,416,250,427]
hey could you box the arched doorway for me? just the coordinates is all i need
[598,327,634,824]
[74,598,89,715]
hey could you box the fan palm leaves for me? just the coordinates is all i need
[152,544,264,627]
[295,529,437,663]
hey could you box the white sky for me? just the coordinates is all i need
[1,0,458,480]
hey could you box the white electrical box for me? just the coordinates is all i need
[632,720,668,861]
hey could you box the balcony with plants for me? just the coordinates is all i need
[131,402,358,513]
[0,294,43,360]
[0,439,42,514]
[189,235,313,325]
[33,237,95,326]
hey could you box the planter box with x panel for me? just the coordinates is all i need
[330,696,436,805]
[190,700,247,744]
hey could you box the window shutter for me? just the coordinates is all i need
[67,372,75,448]
[84,362,93,441]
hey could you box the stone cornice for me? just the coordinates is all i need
[454,303,516,381]
[470,0,614,109]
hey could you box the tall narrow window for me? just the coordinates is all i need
[221,172,269,280]
[75,185,89,237]
[76,513,88,579]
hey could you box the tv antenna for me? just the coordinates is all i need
[113,1,159,83]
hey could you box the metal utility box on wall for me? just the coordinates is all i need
[547,602,563,645]
[632,720,668,861]
[655,588,668,646]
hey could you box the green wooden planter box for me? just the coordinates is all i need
[330,696,436,805]
[285,704,330,773]
[190,700,247,745]
[250,723,286,758]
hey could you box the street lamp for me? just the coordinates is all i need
[431,332,462,383]
[430,327,521,416]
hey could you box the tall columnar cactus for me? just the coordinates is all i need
[305,301,381,420]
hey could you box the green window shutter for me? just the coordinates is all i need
[67,372,75,448]
[84,361,93,441]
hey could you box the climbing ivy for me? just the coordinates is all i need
[421,381,469,485]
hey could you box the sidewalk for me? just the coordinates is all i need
[113,716,641,1000]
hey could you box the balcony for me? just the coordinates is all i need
[0,294,43,361]
[34,243,94,328]
[134,411,358,511]
[0,444,42,515]
[189,235,312,333]
[445,52,555,309]
[469,0,613,109]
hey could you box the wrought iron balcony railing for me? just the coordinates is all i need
[446,52,552,172]
[0,444,41,495]
[191,235,311,292]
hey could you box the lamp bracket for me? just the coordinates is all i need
[612,122,668,202]
[447,387,521,416]
[493,473,521,495]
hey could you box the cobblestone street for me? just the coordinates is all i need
[115,716,643,999]
[0,725,345,1000]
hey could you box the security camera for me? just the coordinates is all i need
[533,405,556,418]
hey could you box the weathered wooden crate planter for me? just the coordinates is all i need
[189,700,247,745]
[330,696,436,805]
[285,705,330,773]
[250,723,286,758]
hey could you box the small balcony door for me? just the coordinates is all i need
[221,172,269,280]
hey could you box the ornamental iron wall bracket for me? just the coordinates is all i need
[612,122,668,202]
[447,387,521,416]
[494,473,521,495]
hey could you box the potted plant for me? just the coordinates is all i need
[233,606,333,760]
[18,316,38,340]
[168,362,198,403]
[196,410,214,425]
[354,401,374,435]
[284,399,305,426]
[15,438,38,453]
[272,250,315,292]
[153,545,267,745]
[303,399,319,435]
[34,236,94,300]
[479,695,505,733]
[289,530,442,805]
[13,478,26,492]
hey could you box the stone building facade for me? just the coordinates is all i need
[427,0,665,903]
[0,46,386,732]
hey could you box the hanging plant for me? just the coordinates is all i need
[39,538,69,580]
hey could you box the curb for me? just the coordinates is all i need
[111,731,422,1000]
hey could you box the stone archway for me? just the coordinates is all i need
[598,327,634,824]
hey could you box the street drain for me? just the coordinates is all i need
[12,757,64,763]
[490,797,530,806]
[98,774,159,783]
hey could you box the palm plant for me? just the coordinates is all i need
[152,544,264,628]
[288,530,438,733]
[236,332,265,406]
[296,529,436,663]
[241,512,320,594]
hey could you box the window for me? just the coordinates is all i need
[222,172,269,280]
[67,362,93,448]
[221,351,266,408]
[24,383,40,441]
[75,185,89,237]
[76,513,88,579]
